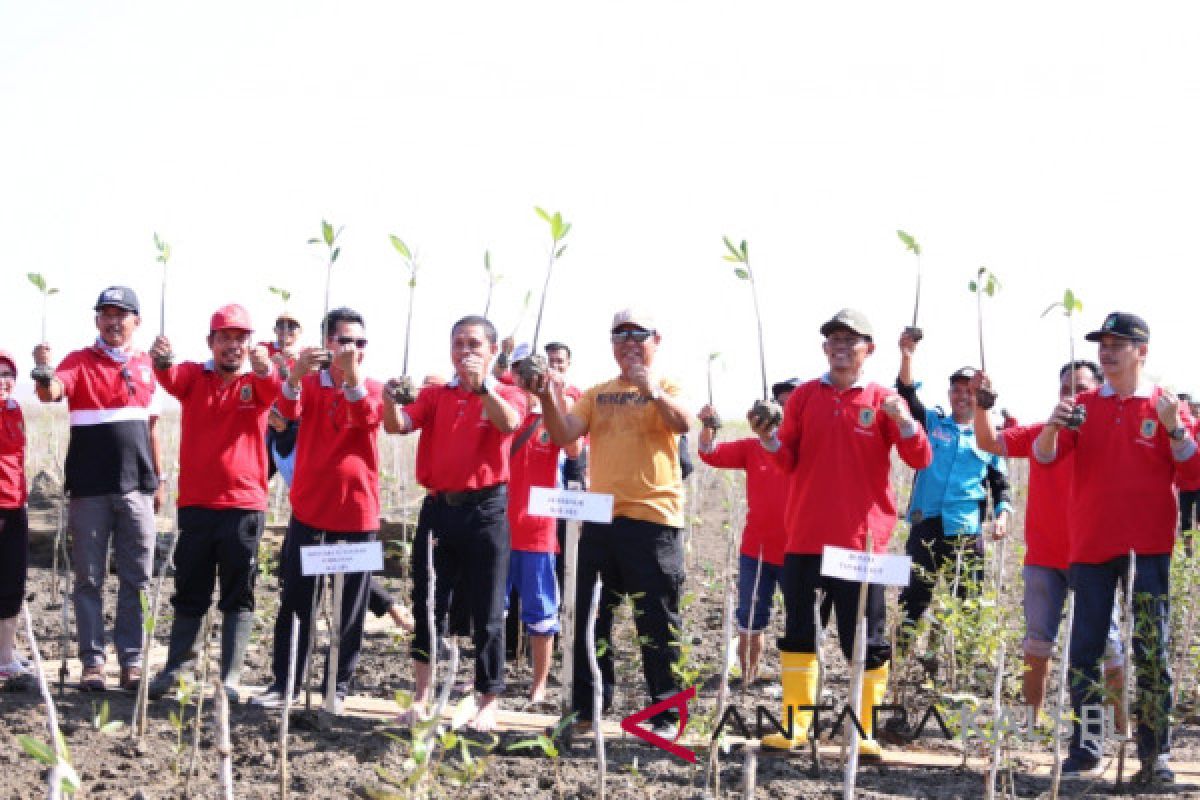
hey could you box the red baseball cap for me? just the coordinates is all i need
[0,350,16,375]
[210,304,254,333]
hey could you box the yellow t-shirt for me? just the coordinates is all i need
[572,376,684,528]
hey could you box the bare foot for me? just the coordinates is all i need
[469,693,500,732]
[528,685,547,705]
[388,604,415,633]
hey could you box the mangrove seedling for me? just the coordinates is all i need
[482,250,501,319]
[388,234,420,405]
[897,229,924,342]
[27,273,59,345]
[967,267,1001,408]
[704,352,722,430]
[515,207,571,385]
[154,232,171,336]
[1041,288,1087,429]
[307,219,343,363]
[268,285,293,312]
[722,236,780,429]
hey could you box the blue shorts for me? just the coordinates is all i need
[506,550,561,635]
[1023,564,1123,668]
[736,554,783,633]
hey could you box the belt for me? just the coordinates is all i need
[429,483,505,507]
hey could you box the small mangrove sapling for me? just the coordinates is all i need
[387,234,420,405]
[967,267,1001,409]
[515,207,571,385]
[307,219,343,363]
[1041,289,1087,429]
[27,273,59,345]
[721,236,780,428]
[897,229,924,342]
[482,250,501,319]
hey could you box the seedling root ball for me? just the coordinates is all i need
[1066,406,1087,430]
[903,325,924,344]
[975,385,997,411]
[514,354,548,386]
[749,399,783,429]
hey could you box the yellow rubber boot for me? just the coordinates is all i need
[857,662,889,760]
[761,651,818,751]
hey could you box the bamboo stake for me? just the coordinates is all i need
[742,748,758,799]
[134,530,179,738]
[842,532,873,800]
[708,525,738,795]
[184,612,214,794]
[54,496,71,698]
[1049,591,1075,800]
[302,532,326,713]
[1116,550,1136,787]
[560,522,581,712]
[23,606,67,800]
[212,675,234,800]
[809,588,826,776]
[420,639,460,756]
[425,530,438,706]
[985,639,1007,800]
[279,614,300,800]
[325,571,345,713]
[586,579,606,800]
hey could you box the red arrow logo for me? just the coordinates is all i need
[619,686,696,763]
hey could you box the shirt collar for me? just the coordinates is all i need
[819,371,866,390]
[93,337,134,364]
[203,359,251,375]
[1098,380,1153,399]
[320,369,335,388]
[4,398,15,411]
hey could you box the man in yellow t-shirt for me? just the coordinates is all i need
[535,307,692,737]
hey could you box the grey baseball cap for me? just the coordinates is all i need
[819,308,873,339]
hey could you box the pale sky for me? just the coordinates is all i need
[4,2,1200,420]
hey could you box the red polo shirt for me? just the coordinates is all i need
[770,376,932,555]
[404,379,528,493]
[0,400,27,509]
[508,413,561,553]
[277,371,385,533]
[699,438,788,565]
[1053,384,1200,563]
[155,361,280,511]
[1001,423,1069,570]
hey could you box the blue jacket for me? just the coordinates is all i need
[897,381,1012,536]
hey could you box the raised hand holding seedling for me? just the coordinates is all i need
[967,267,1001,408]
[897,229,924,342]
[1041,288,1086,429]
[387,234,420,404]
[515,207,571,385]
[307,219,343,365]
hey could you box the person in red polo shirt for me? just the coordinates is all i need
[383,314,524,732]
[697,377,796,686]
[1034,311,1200,784]
[252,307,385,709]
[145,304,279,700]
[506,373,582,704]
[32,286,166,692]
[749,309,931,758]
[971,361,1125,719]
[0,351,29,680]
[261,313,301,481]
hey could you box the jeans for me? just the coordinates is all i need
[269,518,374,695]
[898,516,984,633]
[736,554,782,632]
[69,491,156,668]
[172,507,265,616]
[571,517,685,723]
[1068,554,1172,762]
[779,554,890,669]
[409,488,510,696]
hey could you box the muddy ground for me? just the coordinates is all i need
[2,454,1199,799]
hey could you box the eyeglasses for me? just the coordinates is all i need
[826,334,866,347]
[610,329,655,344]
[334,336,368,349]
[0,372,14,380]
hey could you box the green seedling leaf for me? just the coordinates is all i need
[331,246,341,263]
[968,280,978,292]
[555,245,567,259]
[721,235,743,262]
[734,268,750,280]
[307,238,320,245]
[740,239,748,258]
[18,735,55,765]
[534,206,551,223]
[389,235,411,260]
[321,219,335,246]
[27,273,46,292]
[897,229,921,255]
[484,250,492,271]
[708,352,720,361]
[47,288,59,296]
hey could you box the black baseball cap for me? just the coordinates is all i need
[771,377,801,400]
[94,286,140,315]
[950,366,978,383]
[1085,311,1149,343]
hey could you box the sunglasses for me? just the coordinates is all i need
[0,372,15,380]
[610,329,655,344]
[334,336,368,349]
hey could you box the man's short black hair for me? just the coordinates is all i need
[544,341,571,359]
[322,307,365,340]
[1059,359,1102,384]
[452,315,498,345]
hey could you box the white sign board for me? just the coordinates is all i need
[820,545,911,587]
[301,541,384,576]
[528,487,614,524]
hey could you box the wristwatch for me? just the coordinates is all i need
[1169,425,1188,442]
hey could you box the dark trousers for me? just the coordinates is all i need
[0,507,29,618]
[571,517,685,722]
[1181,490,1200,532]
[172,507,265,616]
[410,488,510,696]
[898,516,984,631]
[779,554,890,669]
[1068,554,1172,761]
[270,518,374,694]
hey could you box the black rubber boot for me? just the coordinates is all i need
[220,611,255,698]
[147,615,204,699]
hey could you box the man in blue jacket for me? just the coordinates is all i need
[894,329,1012,647]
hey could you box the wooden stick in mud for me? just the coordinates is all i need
[707,525,738,794]
[23,605,67,800]
[1116,550,1136,787]
[212,675,234,800]
[303,532,327,713]
[586,578,606,800]
[279,615,300,800]
[134,530,179,738]
[841,532,873,800]
[184,612,214,794]
[809,587,826,776]
[325,571,346,713]
[560,521,581,712]
[1049,591,1075,800]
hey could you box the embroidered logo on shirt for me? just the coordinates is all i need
[1140,418,1158,439]
[538,429,551,444]
[140,365,153,385]
[240,385,253,403]
[858,407,876,427]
